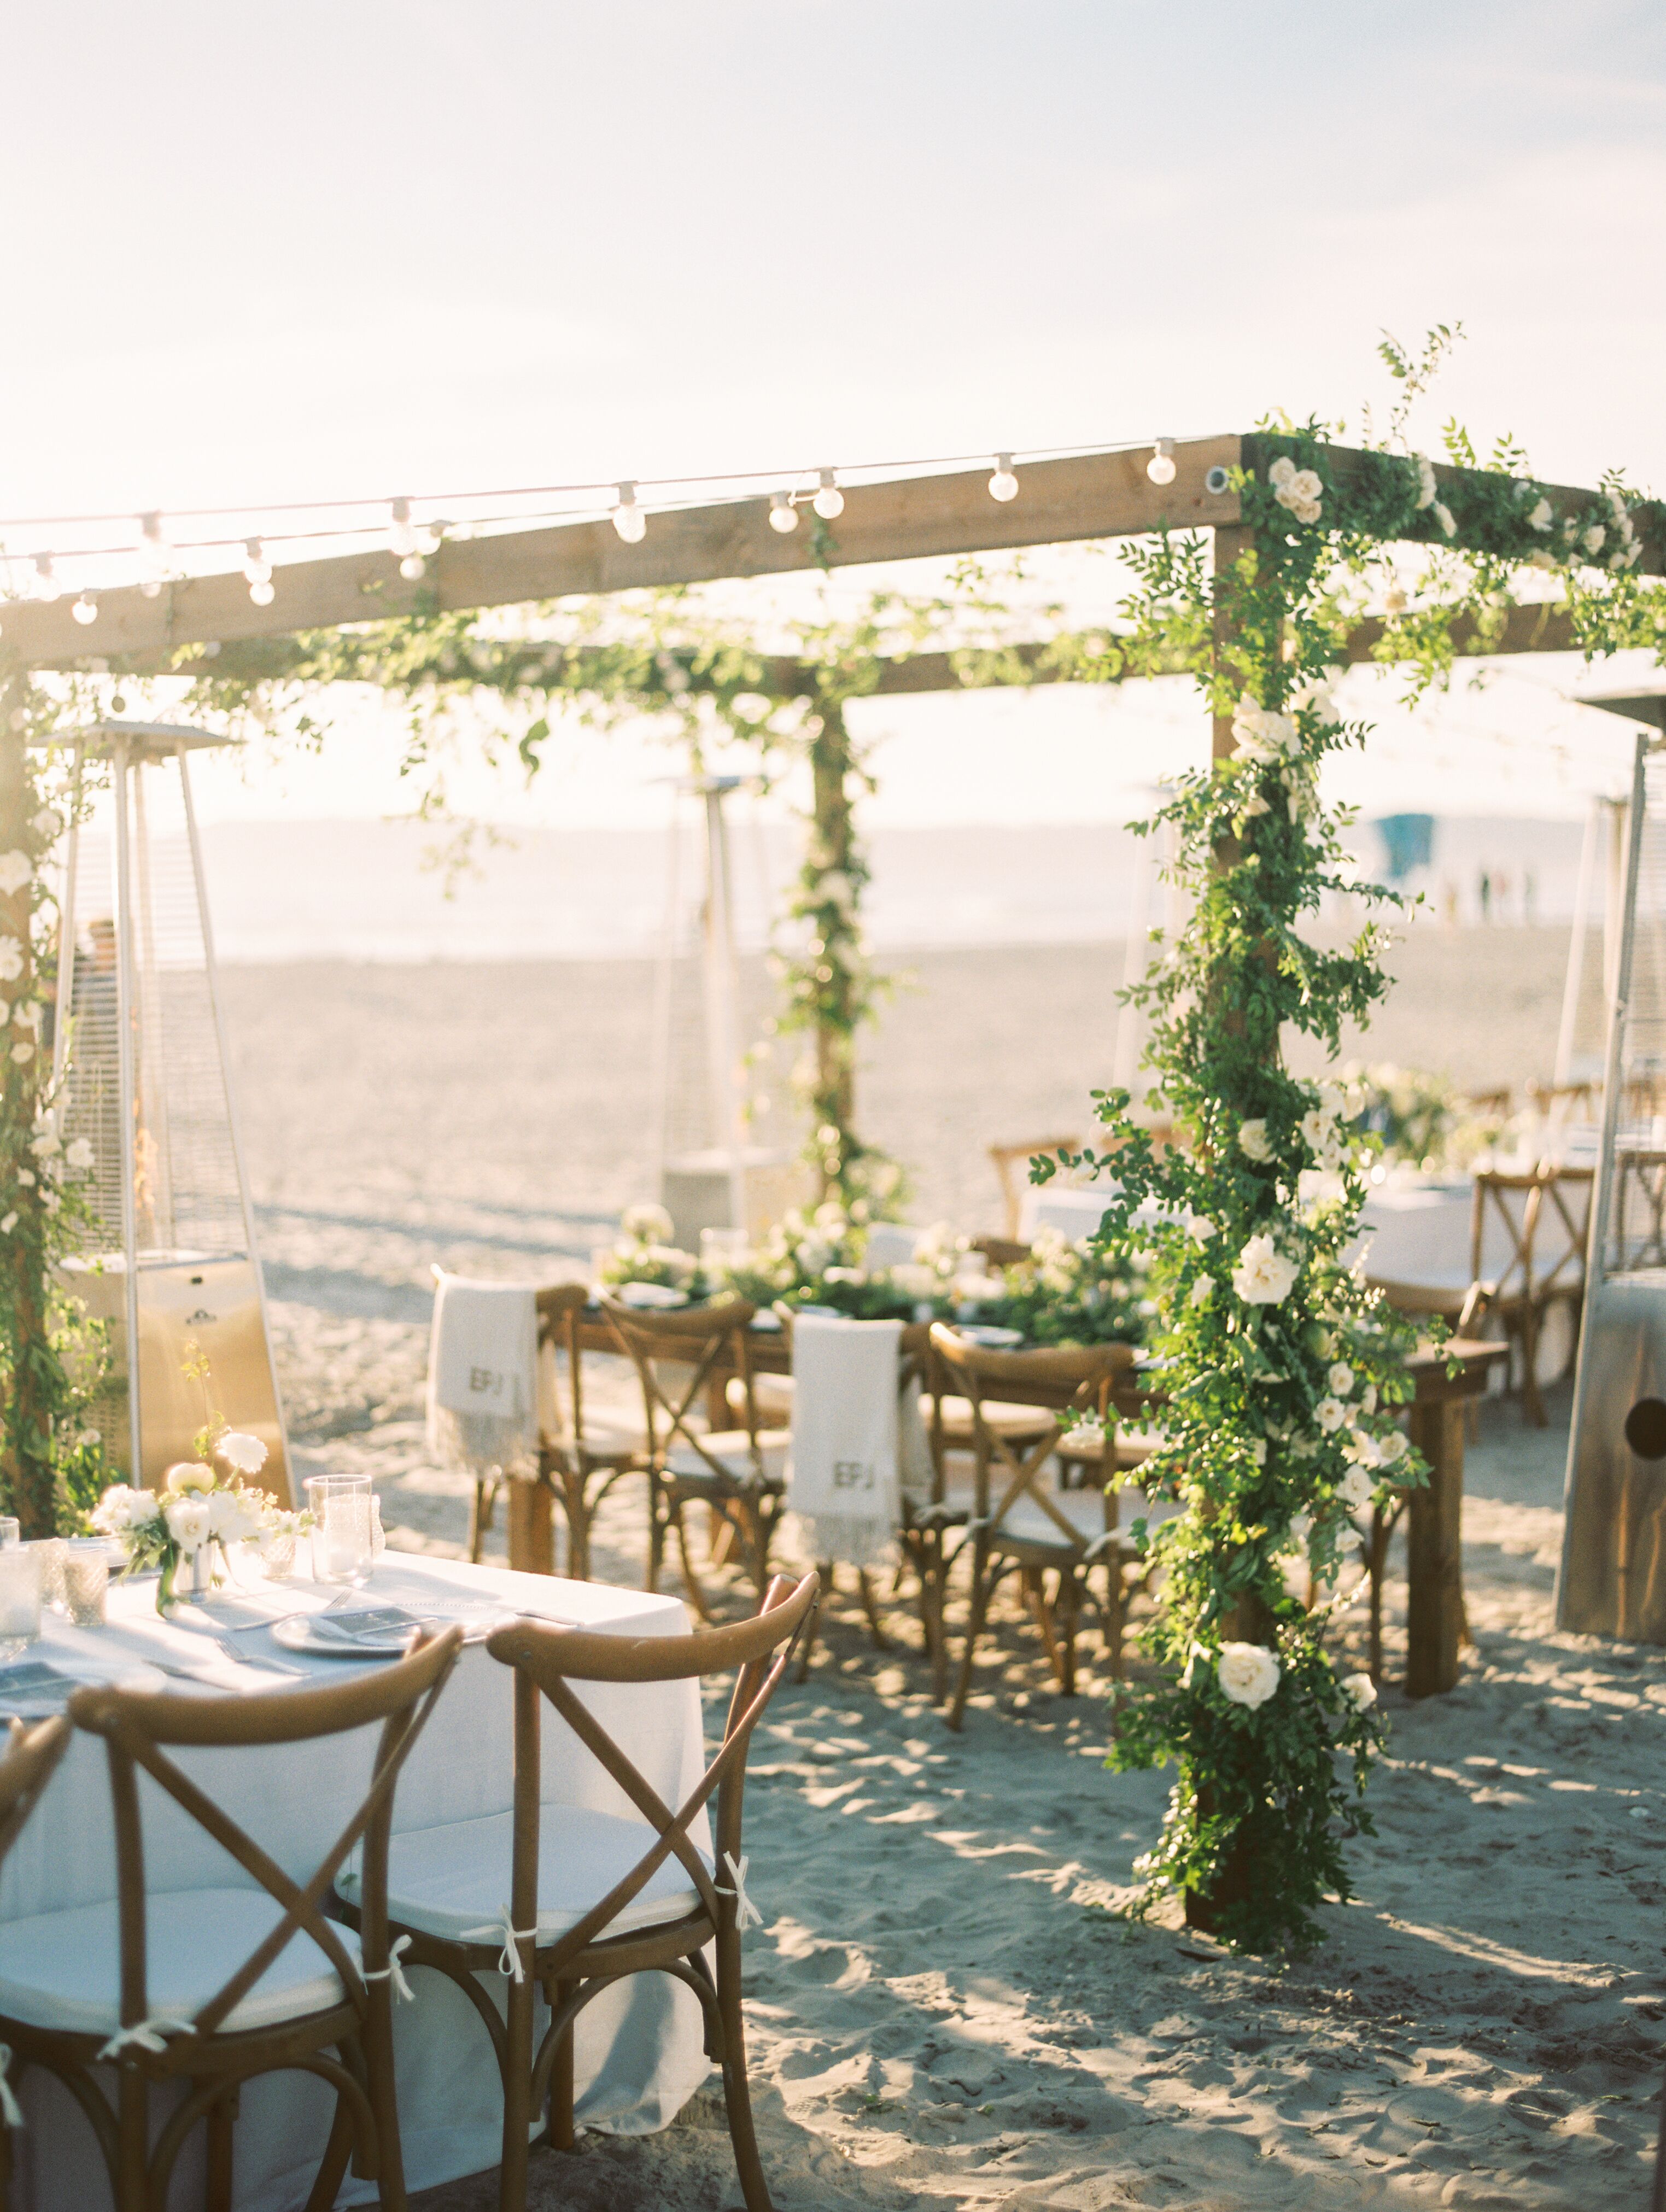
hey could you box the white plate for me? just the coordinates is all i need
[613,1281,689,1310]
[956,1324,1024,1349]
[271,1601,515,1658]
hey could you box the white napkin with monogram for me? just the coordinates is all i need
[426,1272,539,1479]
[787,1314,903,1567]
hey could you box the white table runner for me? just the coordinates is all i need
[4,1555,708,2212]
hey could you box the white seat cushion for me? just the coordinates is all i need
[339,1805,713,1946]
[545,1421,646,1463]
[928,1395,1057,1442]
[0,1887,358,2039]
[989,1487,1112,1552]
[726,1373,794,1423]
[665,1430,790,1487]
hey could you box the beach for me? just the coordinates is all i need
[218,923,1660,2210]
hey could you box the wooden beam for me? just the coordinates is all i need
[1,438,1243,671]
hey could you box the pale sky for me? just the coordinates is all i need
[5,1,1665,829]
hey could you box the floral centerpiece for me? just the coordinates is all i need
[597,1204,708,1302]
[92,1433,272,1609]
[715,1204,962,1322]
[953,1225,1154,1348]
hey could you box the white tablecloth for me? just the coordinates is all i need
[4,1556,708,2212]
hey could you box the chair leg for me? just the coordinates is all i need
[302,2092,356,2212]
[671,1501,716,1625]
[1056,1568,1080,1697]
[563,1471,591,1582]
[469,1479,499,1565]
[547,1979,578,2152]
[1022,1566,1066,1687]
[1367,1511,1389,1686]
[500,1959,536,2212]
[855,1567,890,1650]
[116,2066,148,2212]
[646,1473,666,1594]
[1101,1556,1125,1679]
[716,1929,774,2212]
[361,1991,408,2212]
[205,2084,238,2212]
[947,1534,992,1731]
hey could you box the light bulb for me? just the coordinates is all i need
[1147,438,1177,487]
[399,553,426,580]
[989,454,1019,502]
[32,556,59,603]
[248,578,276,607]
[769,491,799,534]
[71,592,98,625]
[415,523,441,556]
[389,496,419,559]
[611,483,646,543]
[242,537,271,584]
[812,469,844,520]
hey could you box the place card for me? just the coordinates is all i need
[0,1660,80,1716]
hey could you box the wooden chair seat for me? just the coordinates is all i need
[666,1430,791,1488]
[341,1804,712,1947]
[0,1888,362,2039]
[1055,1432,1159,1476]
[543,1420,645,1467]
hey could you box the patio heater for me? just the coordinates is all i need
[1557,682,1666,1640]
[50,722,290,1503]
[651,775,801,1250]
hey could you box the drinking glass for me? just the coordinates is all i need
[0,1546,43,1660]
[63,1540,109,1628]
[0,1519,19,1550]
[24,1538,67,1613]
[305,1475,376,1587]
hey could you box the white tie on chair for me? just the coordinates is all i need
[426,1270,540,1479]
[787,1314,904,1568]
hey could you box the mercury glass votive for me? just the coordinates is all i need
[0,1546,43,1659]
[24,1538,67,1613]
[63,1541,109,1629]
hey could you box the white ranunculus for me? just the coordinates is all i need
[0,938,22,984]
[1377,1427,1409,1466]
[1584,524,1605,554]
[1338,1462,1375,1511]
[1432,501,1457,539]
[1217,1642,1281,1710]
[215,1430,268,1476]
[65,1138,95,1171]
[1414,454,1437,510]
[1189,1274,1214,1308]
[0,853,31,897]
[1315,1395,1346,1433]
[621,1202,673,1244]
[1340,1671,1378,1713]
[165,1495,213,1553]
[207,1487,260,1542]
[1185,1214,1215,1245]
[1232,1234,1296,1307]
[1327,1361,1355,1396]
[1528,498,1553,531]
[165,1460,217,1496]
[91,1484,161,1535]
[1237,1119,1274,1163]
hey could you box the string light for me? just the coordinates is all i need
[611,483,646,543]
[988,454,1019,503]
[1146,438,1177,487]
[388,497,418,558]
[32,556,59,603]
[812,469,844,520]
[241,538,271,583]
[71,592,98,625]
[768,491,799,534]
[137,511,169,598]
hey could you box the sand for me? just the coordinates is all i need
[211,926,1664,2211]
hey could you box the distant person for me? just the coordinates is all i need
[1523,869,1538,925]
[1442,880,1459,929]
[1478,869,1492,924]
[1495,871,1512,923]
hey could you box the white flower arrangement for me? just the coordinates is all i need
[0,854,31,898]
[91,1427,272,1610]
[620,1202,674,1245]
[1269,455,1323,525]
[1231,1233,1297,1307]
[1217,1642,1281,1710]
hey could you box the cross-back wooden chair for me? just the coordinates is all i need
[337,1572,818,2212]
[989,1137,1080,1240]
[1472,1166,1592,1425]
[601,1294,789,1619]
[0,1713,72,2204]
[0,1632,461,2212]
[931,1327,1138,1730]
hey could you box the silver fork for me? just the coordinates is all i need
[202,1634,308,1678]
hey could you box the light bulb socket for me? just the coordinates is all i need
[32,558,59,603]
[769,492,799,534]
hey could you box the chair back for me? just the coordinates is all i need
[930,1326,1133,1544]
[0,1714,71,1869]
[536,1282,601,1450]
[989,1137,1081,1240]
[485,1572,818,1974]
[1471,1167,1591,1306]
[600,1294,761,1479]
[68,1628,463,2045]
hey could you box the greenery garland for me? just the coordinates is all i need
[1066,336,1666,1951]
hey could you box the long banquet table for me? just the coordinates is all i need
[4,1554,709,2212]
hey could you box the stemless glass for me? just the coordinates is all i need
[24,1538,67,1614]
[305,1475,376,1587]
[63,1540,109,1628]
[0,1546,43,1660]
[0,1519,20,1550]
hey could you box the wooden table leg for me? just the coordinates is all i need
[506,1478,556,1575]
[1405,1398,1466,1696]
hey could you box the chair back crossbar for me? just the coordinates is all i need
[69,1628,462,2047]
[0,1715,71,1870]
[601,1295,764,1485]
[930,1329,1133,1548]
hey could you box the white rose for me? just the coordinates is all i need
[1185,1215,1215,1245]
[207,1488,260,1542]
[1414,454,1437,510]
[1290,469,1323,504]
[92,1484,159,1535]
[1315,1396,1346,1433]
[1338,1462,1375,1511]
[1237,1119,1274,1163]
[1327,1361,1355,1396]
[1189,1274,1214,1308]
[1340,1671,1378,1713]
[1528,498,1552,532]
[30,809,61,843]
[1242,793,1270,820]
[1377,1427,1409,1466]
[1360,1384,1377,1416]
[0,853,31,897]
[1293,498,1322,524]
[10,1043,31,1065]
[0,938,22,984]
[65,1138,95,1171]
[165,1495,213,1553]
[1433,501,1457,539]
[28,1130,59,1160]
[215,1429,268,1476]
[1583,524,1605,554]
[1217,1642,1281,1710]
[1345,1428,1381,1468]
[1232,1234,1297,1307]
[0,1215,15,1236]
[1268,456,1297,489]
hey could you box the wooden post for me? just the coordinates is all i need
[506,1479,556,1576]
[1405,1397,1466,1696]
[0,674,56,1537]
[807,701,860,1201]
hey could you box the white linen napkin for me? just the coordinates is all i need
[426,1272,539,1479]
[787,1314,903,1567]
